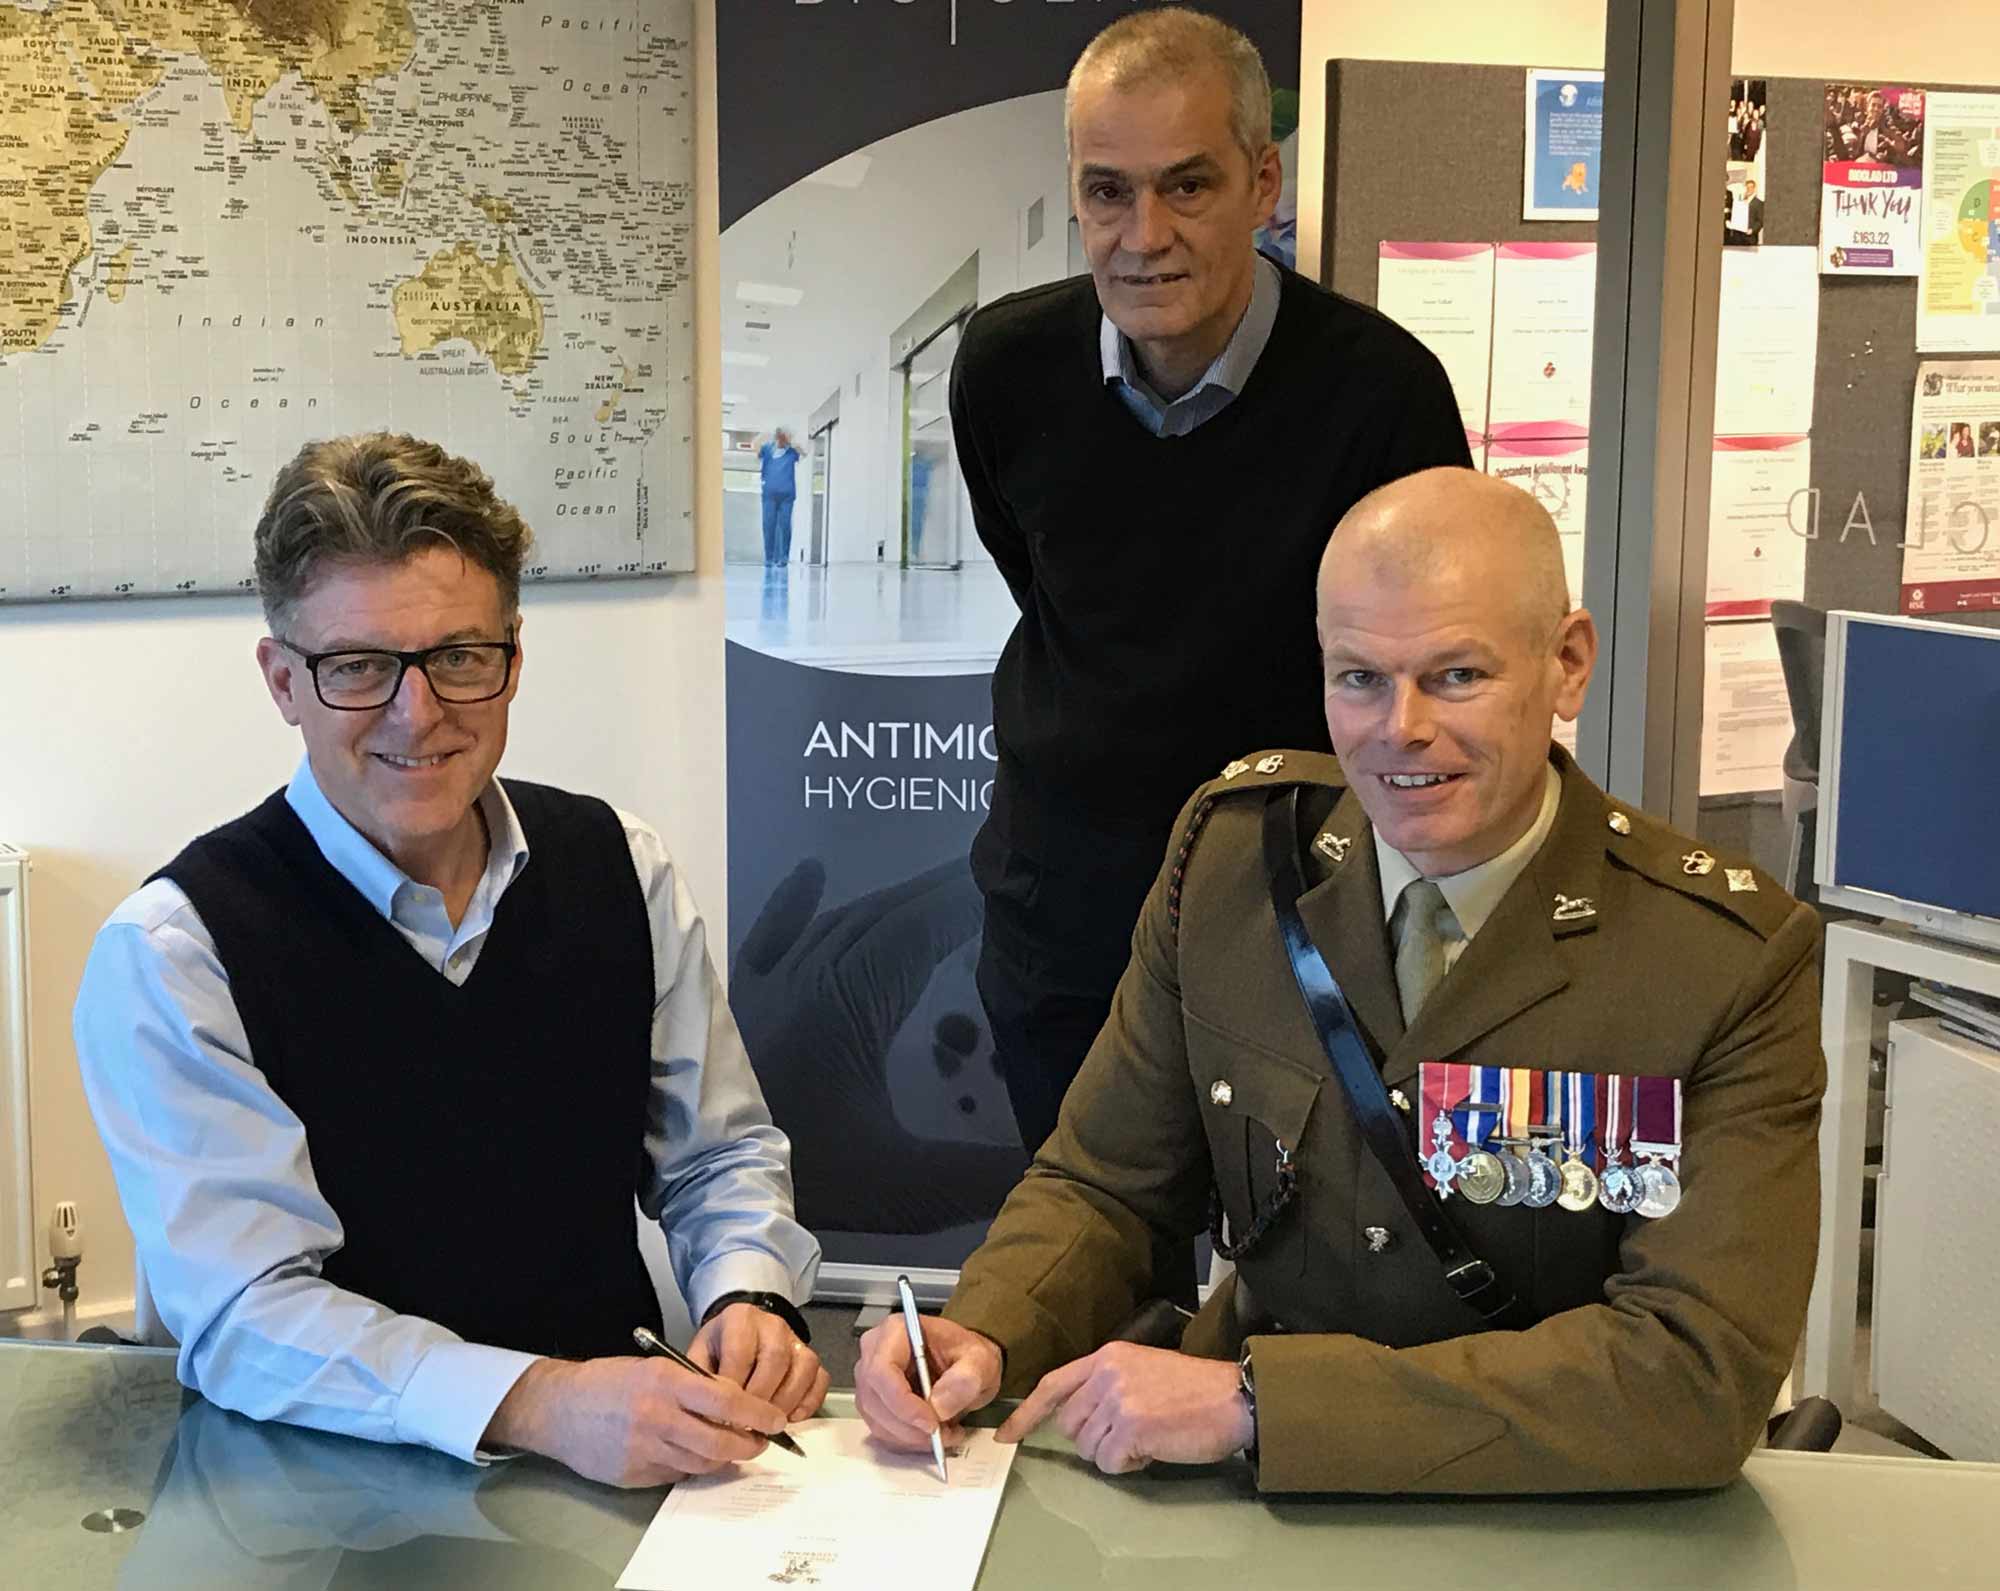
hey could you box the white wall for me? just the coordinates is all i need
[0,0,732,1332]
[1731,1,2000,81]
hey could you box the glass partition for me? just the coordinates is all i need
[1680,10,2000,893]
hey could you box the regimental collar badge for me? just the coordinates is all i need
[1552,892,1598,923]
[1313,831,1351,865]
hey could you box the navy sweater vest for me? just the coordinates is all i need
[155,780,662,1360]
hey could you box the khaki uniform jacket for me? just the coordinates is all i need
[945,749,1825,1494]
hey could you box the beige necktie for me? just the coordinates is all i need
[1392,879,1462,1023]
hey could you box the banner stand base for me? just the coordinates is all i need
[815,1262,959,1310]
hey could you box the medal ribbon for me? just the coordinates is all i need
[1506,1066,1532,1142]
[1602,1073,1629,1165]
[1566,1070,1597,1168]
[1417,1061,1462,1188]
[1454,1064,1502,1152]
[1631,1075,1684,1164]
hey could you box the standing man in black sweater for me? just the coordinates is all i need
[955,8,1471,1158]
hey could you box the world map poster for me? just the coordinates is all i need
[0,0,696,603]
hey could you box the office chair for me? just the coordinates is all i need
[1767,1396,1843,1452]
[1769,601,1828,902]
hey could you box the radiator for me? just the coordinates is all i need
[0,844,32,1313]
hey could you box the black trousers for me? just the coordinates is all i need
[972,819,1198,1305]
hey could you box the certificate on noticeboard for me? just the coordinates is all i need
[1524,68,1605,221]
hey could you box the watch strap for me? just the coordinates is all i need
[701,1290,813,1345]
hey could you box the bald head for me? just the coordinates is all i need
[1318,467,1571,648]
[1314,466,1596,876]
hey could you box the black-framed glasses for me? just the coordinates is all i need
[277,631,518,711]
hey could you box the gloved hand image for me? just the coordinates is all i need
[732,856,1031,1234]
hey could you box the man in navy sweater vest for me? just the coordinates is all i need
[75,434,825,1487]
[956,10,1472,1166]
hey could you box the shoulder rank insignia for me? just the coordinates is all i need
[1726,868,1758,893]
[1255,754,1286,775]
[1553,892,1597,922]
[1221,760,1250,779]
[1681,849,1716,876]
[1313,831,1351,864]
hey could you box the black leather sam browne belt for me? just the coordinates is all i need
[1207,787,1524,1329]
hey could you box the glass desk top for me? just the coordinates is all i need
[6,1338,1999,1589]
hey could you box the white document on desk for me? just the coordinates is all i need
[616,1418,1017,1591]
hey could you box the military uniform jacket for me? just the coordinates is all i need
[945,748,1825,1494]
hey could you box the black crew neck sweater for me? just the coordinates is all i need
[951,264,1472,863]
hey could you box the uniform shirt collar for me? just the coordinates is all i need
[284,757,531,922]
[1100,253,1280,415]
[1375,763,1563,940]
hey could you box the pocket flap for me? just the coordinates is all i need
[1188,1013,1325,1146]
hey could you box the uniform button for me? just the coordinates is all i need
[1607,811,1633,835]
[1363,1226,1395,1254]
[1209,1079,1233,1107]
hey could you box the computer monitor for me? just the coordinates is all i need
[1817,611,2000,951]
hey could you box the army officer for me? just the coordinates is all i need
[852,467,1824,1493]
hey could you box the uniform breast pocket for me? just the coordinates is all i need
[1186,1012,1324,1272]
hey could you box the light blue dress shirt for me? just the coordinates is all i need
[1100,253,1282,437]
[74,760,820,1464]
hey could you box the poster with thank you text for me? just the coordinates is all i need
[716,0,1302,1276]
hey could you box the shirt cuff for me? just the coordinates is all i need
[686,1251,802,1328]
[395,1340,541,1464]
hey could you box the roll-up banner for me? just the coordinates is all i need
[717,1,1302,1300]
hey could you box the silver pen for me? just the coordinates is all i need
[896,1274,949,1483]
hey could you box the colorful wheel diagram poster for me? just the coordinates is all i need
[1918,93,2000,352]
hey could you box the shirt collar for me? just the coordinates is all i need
[1375,763,1564,940]
[284,758,531,921]
[1099,253,1280,410]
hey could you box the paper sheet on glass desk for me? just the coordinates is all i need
[616,1418,1017,1591]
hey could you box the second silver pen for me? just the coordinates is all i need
[896,1273,950,1483]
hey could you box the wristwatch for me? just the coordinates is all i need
[1236,1345,1260,1466]
[701,1290,813,1346]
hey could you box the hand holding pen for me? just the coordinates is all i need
[634,1326,806,1457]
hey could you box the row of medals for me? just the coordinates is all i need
[1423,1111,1682,1218]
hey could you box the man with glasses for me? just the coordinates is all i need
[75,433,826,1487]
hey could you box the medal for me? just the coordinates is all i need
[1522,1134,1563,1208]
[1556,1070,1600,1211]
[1637,1160,1683,1218]
[1424,1109,1461,1198]
[1631,1075,1685,1220]
[1506,1068,1562,1209]
[1453,1065,1506,1204]
[1418,1062,1467,1196]
[1597,1073,1646,1215]
[1496,1151,1532,1206]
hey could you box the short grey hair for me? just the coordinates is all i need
[253,433,534,633]
[1065,7,1273,165]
